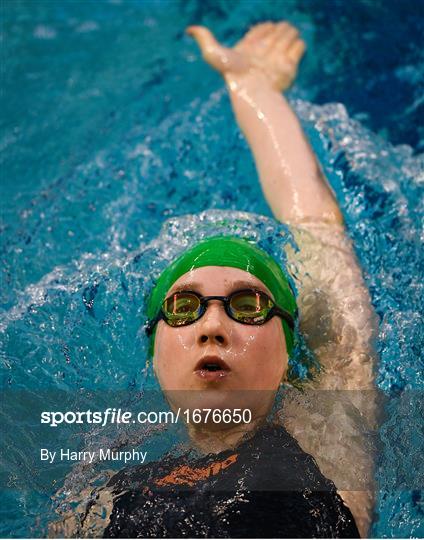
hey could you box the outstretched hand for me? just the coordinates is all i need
[186,21,306,92]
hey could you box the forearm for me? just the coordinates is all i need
[225,75,343,225]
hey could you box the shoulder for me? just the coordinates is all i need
[244,423,336,491]
[250,422,316,462]
[252,425,360,536]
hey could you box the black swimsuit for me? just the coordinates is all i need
[103,424,360,538]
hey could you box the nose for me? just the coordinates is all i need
[197,300,229,345]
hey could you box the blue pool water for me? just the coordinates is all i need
[1,0,423,537]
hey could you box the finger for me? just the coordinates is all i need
[186,25,242,73]
[249,24,286,59]
[186,25,228,71]
[243,21,274,45]
[261,22,291,56]
[287,39,306,64]
[269,21,290,45]
[235,22,274,52]
[186,25,220,55]
[278,25,300,51]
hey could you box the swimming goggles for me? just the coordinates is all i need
[145,288,295,336]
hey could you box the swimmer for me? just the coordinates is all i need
[50,20,378,539]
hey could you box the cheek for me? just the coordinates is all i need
[241,322,287,382]
[243,320,285,355]
[153,325,170,384]
[153,324,191,386]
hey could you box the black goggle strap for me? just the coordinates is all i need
[145,312,164,337]
[271,306,296,331]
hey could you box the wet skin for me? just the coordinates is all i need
[153,266,288,423]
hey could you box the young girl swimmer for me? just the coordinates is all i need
[51,21,377,539]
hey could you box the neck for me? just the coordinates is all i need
[187,417,266,454]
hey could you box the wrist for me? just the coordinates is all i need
[224,71,281,96]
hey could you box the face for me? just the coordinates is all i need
[152,266,288,421]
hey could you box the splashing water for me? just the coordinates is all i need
[1,0,423,537]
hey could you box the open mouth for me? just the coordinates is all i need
[194,356,231,380]
[203,363,223,372]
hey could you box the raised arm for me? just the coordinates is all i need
[188,22,378,538]
[186,22,343,226]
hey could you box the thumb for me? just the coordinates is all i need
[186,25,230,72]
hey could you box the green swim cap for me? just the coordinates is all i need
[146,236,297,358]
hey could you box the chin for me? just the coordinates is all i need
[164,386,237,411]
